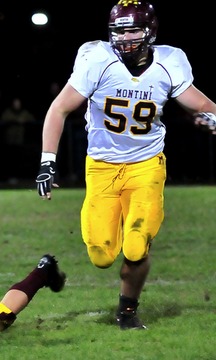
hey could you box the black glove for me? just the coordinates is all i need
[36,160,57,198]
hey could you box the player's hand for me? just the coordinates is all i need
[193,112,216,134]
[36,160,59,200]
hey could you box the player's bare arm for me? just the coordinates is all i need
[175,85,216,132]
[42,83,87,154]
[36,84,87,200]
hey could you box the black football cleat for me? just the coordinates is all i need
[37,254,66,292]
[116,308,147,330]
[0,311,17,332]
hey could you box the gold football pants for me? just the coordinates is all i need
[81,153,166,268]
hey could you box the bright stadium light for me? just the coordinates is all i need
[31,12,48,26]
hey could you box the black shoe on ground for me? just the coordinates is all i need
[37,254,66,292]
[0,312,16,332]
[116,308,147,330]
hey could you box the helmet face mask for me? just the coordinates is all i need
[110,26,151,56]
[108,0,158,65]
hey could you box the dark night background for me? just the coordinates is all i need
[0,1,215,186]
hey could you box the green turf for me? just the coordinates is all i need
[0,186,216,360]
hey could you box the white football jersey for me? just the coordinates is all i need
[68,40,193,163]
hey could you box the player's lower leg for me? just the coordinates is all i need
[116,255,150,330]
[0,254,66,331]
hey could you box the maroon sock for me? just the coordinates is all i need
[8,267,49,301]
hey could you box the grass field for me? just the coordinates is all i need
[1,186,216,360]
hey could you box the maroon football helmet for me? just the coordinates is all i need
[108,0,158,65]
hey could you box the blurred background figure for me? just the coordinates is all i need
[0,97,36,146]
[38,81,61,119]
[0,97,37,184]
[49,81,61,101]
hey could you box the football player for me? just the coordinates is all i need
[36,0,216,330]
[0,254,66,331]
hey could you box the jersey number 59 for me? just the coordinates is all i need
[104,98,156,135]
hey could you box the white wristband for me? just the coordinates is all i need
[41,152,56,162]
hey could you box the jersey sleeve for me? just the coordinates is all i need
[67,41,108,98]
[169,48,194,98]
